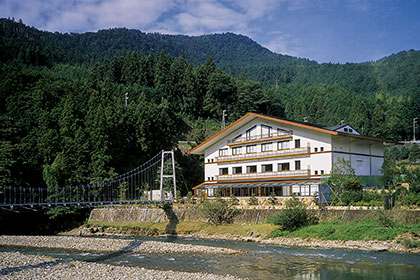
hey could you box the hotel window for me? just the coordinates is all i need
[295,139,301,148]
[232,134,242,143]
[246,126,257,140]
[261,142,273,152]
[277,128,287,136]
[247,165,257,173]
[246,145,257,153]
[233,166,242,174]
[261,125,272,138]
[344,128,348,132]
[315,170,318,175]
[295,160,301,170]
[278,162,290,171]
[320,147,324,152]
[219,168,228,175]
[277,140,290,150]
[232,146,242,155]
[262,164,273,172]
[349,129,353,133]
[219,148,228,156]
[314,147,318,152]
[301,185,310,196]
[321,170,324,175]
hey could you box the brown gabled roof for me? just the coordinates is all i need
[188,112,395,155]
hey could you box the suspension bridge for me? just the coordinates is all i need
[0,151,176,212]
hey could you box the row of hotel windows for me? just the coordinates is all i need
[242,125,287,140]
[219,139,300,157]
[218,161,301,175]
[205,184,319,197]
[218,140,325,157]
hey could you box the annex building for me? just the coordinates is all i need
[188,113,393,199]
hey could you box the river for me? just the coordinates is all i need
[2,236,420,280]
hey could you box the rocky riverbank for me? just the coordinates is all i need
[0,235,238,255]
[0,251,243,280]
[68,225,420,254]
[181,233,420,254]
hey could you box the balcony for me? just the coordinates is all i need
[215,169,311,181]
[227,131,292,146]
[215,147,310,163]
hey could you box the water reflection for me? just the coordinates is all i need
[2,236,420,280]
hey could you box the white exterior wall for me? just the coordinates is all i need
[332,138,384,176]
[203,119,334,181]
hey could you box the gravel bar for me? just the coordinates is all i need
[0,235,239,255]
[0,252,243,280]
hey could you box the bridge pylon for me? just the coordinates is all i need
[159,150,177,202]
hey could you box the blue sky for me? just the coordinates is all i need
[1,0,419,63]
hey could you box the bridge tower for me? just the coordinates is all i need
[159,150,177,201]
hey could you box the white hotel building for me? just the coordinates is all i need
[188,113,393,198]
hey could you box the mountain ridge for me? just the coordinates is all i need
[1,17,419,93]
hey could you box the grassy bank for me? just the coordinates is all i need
[268,220,420,242]
[85,219,420,248]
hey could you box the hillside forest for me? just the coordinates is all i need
[1,18,420,195]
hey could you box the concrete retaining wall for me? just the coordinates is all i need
[89,206,420,225]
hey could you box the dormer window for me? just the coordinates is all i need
[261,125,272,138]
[344,128,348,132]
[246,126,257,140]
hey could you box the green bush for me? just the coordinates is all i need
[248,194,258,205]
[376,209,395,228]
[397,191,420,206]
[401,238,420,248]
[199,199,238,225]
[268,192,277,205]
[267,196,318,231]
[230,194,239,205]
[340,190,362,205]
[361,191,382,204]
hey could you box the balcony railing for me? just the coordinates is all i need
[227,131,292,145]
[215,147,310,162]
[215,169,311,180]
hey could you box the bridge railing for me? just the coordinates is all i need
[0,150,177,210]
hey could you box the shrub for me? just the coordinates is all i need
[267,196,317,231]
[230,194,239,205]
[268,192,277,205]
[376,209,395,228]
[340,190,362,205]
[199,199,238,225]
[401,238,420,248]
[186,191,193,203]
[248,194,258,205]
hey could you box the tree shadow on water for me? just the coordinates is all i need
[86,240,143,262]
[162,205,179,239]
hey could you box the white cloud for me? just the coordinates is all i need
[0,0,174,32]
[172,0,247,33]
[262,31,304,57]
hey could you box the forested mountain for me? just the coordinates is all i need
[1,17,419,191]
[2,18,420,93]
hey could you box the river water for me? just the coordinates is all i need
[2,236,420,280]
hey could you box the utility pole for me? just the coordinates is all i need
[413,118,418,142]
[125,92,129,106]
[221,110,227,130]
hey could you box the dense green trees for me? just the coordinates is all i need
[1,17,420,194]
